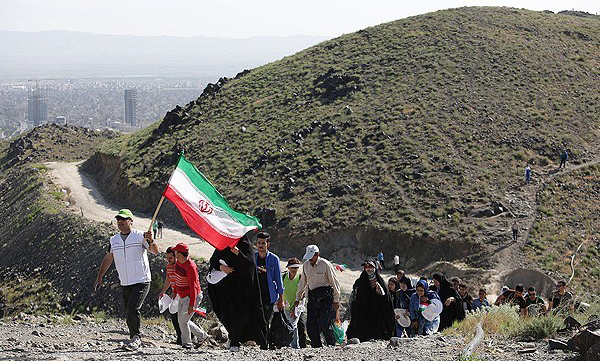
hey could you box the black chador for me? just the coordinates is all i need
[207,236,268,349]
[346,264,395,341]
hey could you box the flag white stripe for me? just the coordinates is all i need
[169,168,254,239]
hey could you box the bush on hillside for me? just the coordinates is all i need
[445,305,562,340]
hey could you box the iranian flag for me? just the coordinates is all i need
[163,155,261,250]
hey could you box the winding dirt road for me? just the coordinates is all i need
[46,161,376,295]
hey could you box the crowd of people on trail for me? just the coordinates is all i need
[94,209,576,351]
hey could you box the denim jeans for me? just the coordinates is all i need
[418,315,440,335]
[177,294,208,347]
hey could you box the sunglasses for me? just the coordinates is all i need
[116,217,131,221]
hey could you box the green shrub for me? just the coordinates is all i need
[445,304,562,340]
[511,315,561,340]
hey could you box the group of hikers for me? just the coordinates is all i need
[523,148,569,185]
[94,209,576,351]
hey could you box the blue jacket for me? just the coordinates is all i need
[409,280,441,321]
[255,250,284,304]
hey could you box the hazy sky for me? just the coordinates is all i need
[0,0,598,38]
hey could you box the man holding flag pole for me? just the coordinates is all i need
[94,209,158,351]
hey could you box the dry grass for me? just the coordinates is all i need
[444,304,563,340]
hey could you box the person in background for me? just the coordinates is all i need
[94,209,158,351]
[377,251,385,270]
[396,269,412,289]
[433,273,465,331]
[158,247,181,345]
[254,232,284,323]
[451,277,461,291]
[559,149,568,169]
[524,286,547,316]
[157,219,164,238]
[283,258,306,349]
[346,260,395,341]
[293,245,341,348]
[172,243,208,349]
[393,254,400,271]
[547,280,574,315]
[458,283,474,313]
[472,289,490,311]
[409,280,441,335]
[525,164,532,184]
[512,221,519,242]
[152,219,158,239]
[397,277,415,337]
[495,284,527,316]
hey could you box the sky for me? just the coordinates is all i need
[0,0,598,38]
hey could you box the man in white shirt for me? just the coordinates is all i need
[292,245,340,347]
[94,209,158,350]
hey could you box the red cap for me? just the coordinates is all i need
[172,243,189,253]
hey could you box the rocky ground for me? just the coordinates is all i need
[0,314,581,361]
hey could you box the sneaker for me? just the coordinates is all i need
[194,335,209,349]
[182,344,193,350]
[127,335,142,351]
[229,346,240,352]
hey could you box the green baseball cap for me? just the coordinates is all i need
[115,209,134,219]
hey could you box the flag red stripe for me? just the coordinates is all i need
[163,185,239,250]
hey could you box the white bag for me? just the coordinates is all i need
[158,294,172,314]
[169,295,180,314]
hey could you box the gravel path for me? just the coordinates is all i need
[0,316,580,361]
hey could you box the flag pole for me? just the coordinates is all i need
[147,195,165,233]
[147,149,185,233]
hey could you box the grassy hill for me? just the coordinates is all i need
[0,125,166,317]
[86,7,599,288]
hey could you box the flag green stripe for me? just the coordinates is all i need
[176,155,261,228]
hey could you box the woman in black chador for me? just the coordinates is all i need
[432,273,465,331]
[346,260,395,341]
[207,235,268,350]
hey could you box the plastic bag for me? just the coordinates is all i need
[332,320,345,345]
[158,294,172,313]
[169,295,180,314]
[268,310,294,349]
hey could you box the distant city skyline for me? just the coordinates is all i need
[0,0,598,38]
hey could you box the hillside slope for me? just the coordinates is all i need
[84,7,599,287]
[0,125,166,317]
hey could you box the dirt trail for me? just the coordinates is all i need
[46,161,371,295]
[483,156,600,296]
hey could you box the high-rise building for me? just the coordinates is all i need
[124,89,138,127]
[27,82,48,127]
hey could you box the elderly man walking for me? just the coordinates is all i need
[94,209,158,350]
[292,245,340,347]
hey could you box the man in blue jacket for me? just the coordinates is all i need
[255,232,284,323]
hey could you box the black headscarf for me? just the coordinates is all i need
[432,273,465,330]
[207,235,268,348]
[397,277,415,309]
[346,264,395,341]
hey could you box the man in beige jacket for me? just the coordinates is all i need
[292,245,340,347]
